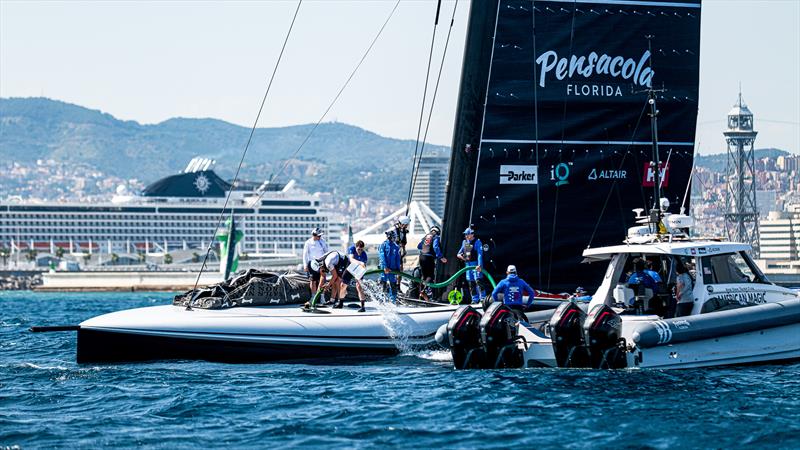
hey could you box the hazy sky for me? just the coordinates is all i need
[1,0,798,155]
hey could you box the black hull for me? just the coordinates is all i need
[77,328,399,364]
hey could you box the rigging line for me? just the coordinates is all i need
[408,0,459,212]
[531,0,542,285]
[250,0,401,208]
[405,0,443,212]
[468,0,503,226]
[189,0,303,301]
[680,140,699,213]
[546,0,579,288]
[586,98,650,248]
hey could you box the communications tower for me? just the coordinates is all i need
[723,90,759,254]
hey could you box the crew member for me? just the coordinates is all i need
[417,225,447,300]
[394,215,411,259]
[302,228,329,298]
[457,227,484,304]
[675,262,694,317]
[347,240,368,312]
[645,259,663,283]
[491,265,536,314]
[378,229,402,303]
[627,258,658,291]
[315,251,351,309]
[626,258,658,311]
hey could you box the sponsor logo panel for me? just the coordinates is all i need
[499,165,538,185]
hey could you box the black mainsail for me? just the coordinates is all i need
[442,0,702,291]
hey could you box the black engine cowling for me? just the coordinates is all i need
[479,302,524,369]
[447,305,484,369]
[549,301,590,368]
[583,304,627,369]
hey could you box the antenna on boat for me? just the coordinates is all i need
[636,35,668,235]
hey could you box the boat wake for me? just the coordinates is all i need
[361,280,446,359]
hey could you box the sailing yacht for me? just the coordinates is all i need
[69,0,730,365]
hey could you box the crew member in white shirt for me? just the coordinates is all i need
[302,228,329,295]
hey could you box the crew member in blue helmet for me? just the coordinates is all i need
[491,265,536,313]
[457,227,484,303]
[378,229,402,303]
[417,225,447,300]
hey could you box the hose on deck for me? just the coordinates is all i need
[308,266,497,308]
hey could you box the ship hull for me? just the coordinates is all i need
[77,304,457,363]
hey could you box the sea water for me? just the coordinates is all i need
[2,291,799,449]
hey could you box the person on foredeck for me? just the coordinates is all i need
[393,215,411,259]
[347,240,368,312]
[302,228,329,300]
[417,225,447,300]
[379,229,402,303]
[314,251,351,309]
[457,227,484,304]
[491,265,536,314]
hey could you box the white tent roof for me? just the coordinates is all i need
[353,201,442,247]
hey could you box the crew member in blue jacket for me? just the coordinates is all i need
[627,258,658,291]
[457,227,484,304]
[417,225,447,300]
[347,240,369,312]
[378,229,402,303]
[491,265,536,312]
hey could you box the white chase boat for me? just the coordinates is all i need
[77,300,458,363]
[443,209,800,370]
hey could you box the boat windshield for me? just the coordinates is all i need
[700,251,770,285]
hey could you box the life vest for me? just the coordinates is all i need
[462,240,477,262]
[394,224,408,246]
[420,233,435,256]
[316,251,348,274]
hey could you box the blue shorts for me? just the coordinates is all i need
[465,262,482,282]
[381,273,397,283]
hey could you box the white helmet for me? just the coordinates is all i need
[507,265,517,274]
[398,215,411,226]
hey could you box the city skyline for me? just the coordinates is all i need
[1,0,798,154]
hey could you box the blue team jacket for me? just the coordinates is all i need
[491,274,536,307]
[378,239,402,271]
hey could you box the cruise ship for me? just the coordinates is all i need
[0,158,345,260]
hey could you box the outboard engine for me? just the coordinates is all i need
[479,302,524,369]
[583,304,627,369]
[447,305,484,369]
[549,301,590,368]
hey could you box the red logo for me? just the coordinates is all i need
[642,162,670,187]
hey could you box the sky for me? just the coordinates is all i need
[1,0,798,155]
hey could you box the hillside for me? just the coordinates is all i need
[0,97,449,201]
[695,148,790,173]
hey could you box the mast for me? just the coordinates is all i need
[439,0,500,280]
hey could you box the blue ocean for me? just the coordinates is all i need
[2,291,799,449]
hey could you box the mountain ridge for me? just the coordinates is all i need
[0,97,449,201]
